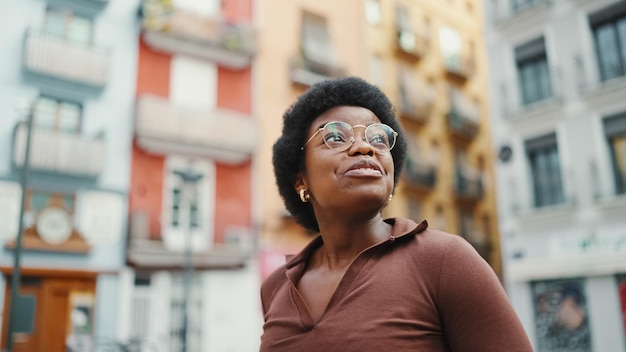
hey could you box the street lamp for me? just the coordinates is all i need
[6,100,35,352]
[173,169,203,352]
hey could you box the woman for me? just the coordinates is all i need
[260,77,533,351]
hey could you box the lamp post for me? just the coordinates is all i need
[6,101,35,352]
[173,169,203,352]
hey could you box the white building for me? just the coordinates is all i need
[0,0,139,350]
[485,0,626,351]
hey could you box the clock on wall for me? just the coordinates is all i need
[36,207,73,245]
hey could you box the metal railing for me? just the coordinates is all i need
[23,29,111,87]
[12,122,105,178]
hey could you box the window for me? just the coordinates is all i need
[525,133,564,207]
[590,2,626,82]
[163,157,215,251]
[603,113,626,195]
[439,26,462,71]
[369,55,384,87]
[44,8,93,45]
[364,0,381,25]
[532,279,592,352]
[515,37,552,105]
[407,198,422,222]
[301,12,337,67]
[33,97,82,133]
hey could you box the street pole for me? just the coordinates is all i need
[173,169,203,352]
[6,102,34,352]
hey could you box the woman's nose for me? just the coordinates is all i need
[348,135,374,156]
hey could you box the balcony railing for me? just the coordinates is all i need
[447,88,480,140]
[398,77,436,124]
[135,95,257,164]
[443,54,475,81]
[142,7,256,69]
[491,0,552,24]
[395,28,429,60]
[127,211,252,269]
[12,122,105,178]
[63,0,109,16]
[508,170,577,220]
[575,53,626,105]
[404,157,436,191]
[23,30,110,88]
[502,66,562,119]
[455,168,484,201]
[289,55,345,87]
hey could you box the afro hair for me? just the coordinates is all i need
[272,76,408,232]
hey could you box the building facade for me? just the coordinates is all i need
[0,0,139,351]
[485,0,626,350]
[122,0,262,351]
[258,0,502,279]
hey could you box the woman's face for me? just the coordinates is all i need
[297,106,395,212]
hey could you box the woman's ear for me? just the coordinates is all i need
[294,173,306,193]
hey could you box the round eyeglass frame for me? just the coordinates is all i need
[300,120,398,153]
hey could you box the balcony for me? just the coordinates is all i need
[58,0,109,16]
[394,27,429,61]
[491,0,552,26]
[22,30,110,91]
[142,7,256,69]
[575,53,626,108]
[443,54,475,81]
[501,66,562,121]
[135,95,257,164]
[12,122,105,178]
[127,211,253,269]
[289,55,345,88]
[398,76,436,125]
[446,88,480,141]
[455,168,484,203]
[404,157,436,192]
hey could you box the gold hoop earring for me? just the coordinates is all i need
[299,189,310,203]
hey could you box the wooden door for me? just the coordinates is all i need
[2,273,96,352]
[1,278,43,352]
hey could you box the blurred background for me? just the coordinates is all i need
[0,0,625,351]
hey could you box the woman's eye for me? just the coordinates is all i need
[324,132,347,142]
[369,133,388,145]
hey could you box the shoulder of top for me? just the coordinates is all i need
[260,263,288,292]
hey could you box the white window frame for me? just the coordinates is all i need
[162,156,215,252]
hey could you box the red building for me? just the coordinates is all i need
[121,1,260,350]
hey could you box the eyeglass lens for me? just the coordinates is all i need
[322,121,396,152]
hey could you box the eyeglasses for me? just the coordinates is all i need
[301,121,398,153]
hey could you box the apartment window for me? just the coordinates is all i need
[163,157,215,251]
[301,12,337,67]
[170,274,203,352]
[440,26,462,72]
[526,133,564,207]
[33,97,82,133]
[590,2,626,82]
[515,37,552,105]
[44,8,93,45]
[603,113,626,195]
[364,0,381,25]
[407,198,422,222]
[532,279,592,352]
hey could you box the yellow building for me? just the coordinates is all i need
[257,0,502,277]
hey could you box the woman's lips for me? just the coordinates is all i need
[344,167,383,177]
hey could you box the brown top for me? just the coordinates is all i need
[260,218,533,352]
